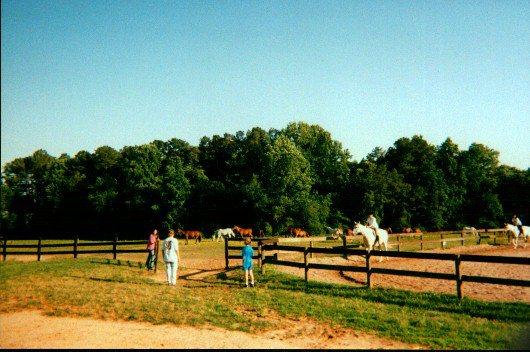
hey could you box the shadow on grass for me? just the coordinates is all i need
[229,269,530,323]
[179,267,242,287]
[90,259,145,268]
[67,274,160,286]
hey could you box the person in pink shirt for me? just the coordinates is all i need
[146,229,158,271]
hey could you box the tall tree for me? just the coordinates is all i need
[260,135,329,234]
[496,166,530,224]
[381,136,447,229]
[459,143,503,228]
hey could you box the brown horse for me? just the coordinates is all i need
[414,228,422,233]
[402,227,412,233]
[289,227,302,237]
[177,229,202,245]
[295,229,310,238]
[233,226,253,238]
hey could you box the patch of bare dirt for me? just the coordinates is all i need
[0,311,429,349]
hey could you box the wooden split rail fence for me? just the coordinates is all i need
[1,236,154,268]
[225,235,529,299]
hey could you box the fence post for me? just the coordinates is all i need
[154,239,159,273]
[342,236,347,259]
[74,235,79,259]
[260,241,265,274]
[113,235,118,260]
[397,234,400,252]
[366,250,372,289]
[225,237,229,269]
[258,241,262,268]
[420,234,424,251]
[3,238,7,262]
[274,242,278,260]
[455,254,463,299]
[37,237,42,262]
[304,246,309,282]
[310,240,314,259]
[492,229,496,245]
[461,230,465,247]
[440,233,444,249]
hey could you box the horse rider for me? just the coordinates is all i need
[512,214,524,237]
[366,214,380,243]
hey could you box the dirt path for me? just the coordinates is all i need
[0,311,429,349]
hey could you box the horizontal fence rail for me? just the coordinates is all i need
[2,237,150,262]
[224,234,530,299]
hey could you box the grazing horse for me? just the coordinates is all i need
[213,228,235,242]
[402,227,412,233]
[233,226,253,238]
[352,222,389,262]
[289,227,302,237]
[463,226,479,237]
[414,228,422,233]
[325,227,343,238]
[504,223,530,248]
[295,229,310,238]
[177,229,202,245]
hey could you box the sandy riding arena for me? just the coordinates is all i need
[275,244,530,303]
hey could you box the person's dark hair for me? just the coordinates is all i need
[244,237,251,245]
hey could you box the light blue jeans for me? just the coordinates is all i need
[165,261,178,285]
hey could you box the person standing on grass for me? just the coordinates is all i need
[162,229,180,286]
[242,237,255,288]
[146,229,158,271]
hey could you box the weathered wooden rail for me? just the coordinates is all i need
[341,228,509,251]
[225,234,529,299]
[2,236,149,262]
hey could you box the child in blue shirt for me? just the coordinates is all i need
[242,237,255,288]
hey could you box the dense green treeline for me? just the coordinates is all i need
[2,122,529,239]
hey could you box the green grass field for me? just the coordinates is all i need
[1,255,528,350]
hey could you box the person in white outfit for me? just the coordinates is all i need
[366,214,380,242]
[162,229,180,286]
[512,215,524,237]
[367,214,379,229]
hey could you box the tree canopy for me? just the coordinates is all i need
[2,123,528,239]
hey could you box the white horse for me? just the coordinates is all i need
[325,226,343,238]
[463,226,479,237]
[504,223,530,248]
[352,222,389,262]
[213,228,235,242]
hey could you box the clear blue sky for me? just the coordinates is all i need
[2,0,529,170]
